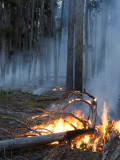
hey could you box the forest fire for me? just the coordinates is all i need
[0,89,120,156]
[31,98,120,152]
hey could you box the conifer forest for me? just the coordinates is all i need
[0,0,120,159]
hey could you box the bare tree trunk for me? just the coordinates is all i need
[28,0,34,81]
[66,0,75,90]
[75,0,84,91]
[15,0,20,51]
[1,35,6,79]
[39,0,45,84]
[54,35,58,82]
[58,0,64,74]
[0,2,2,33]
[1,2,8,80]
[98,0,108,75]
[11,0,21,83]
[0,2,2,54]
[33,5,39,79]
[84,1,88,80]
[91,12,97,78]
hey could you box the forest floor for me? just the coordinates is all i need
[0,89,102,160]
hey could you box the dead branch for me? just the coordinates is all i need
[1,117,41,136]
[32,111,88,129]
[53,89,96,125]
[91,99,97,128]
[33,128,53,134]
[0,128,95,151]
[74,89,95,99]
[53,112,88,129]
[0,128,14,139]
[64,120,77,130]
[60,99,91,112]
[0,89,97,152]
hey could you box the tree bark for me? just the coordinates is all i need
[102,132,120,160]
[1,2,8,79]
[75,0,84,91]
[15,0,20,51]
[98,0,108,75]
[84,1,88,80]
[28,0,34,81]
[66,0,75,90]
[0,128,94,151]
[1,35,6,79]
[39,0,45,84]
[33,4,39,79]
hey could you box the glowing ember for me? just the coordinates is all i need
[92,137,99,152]
[114,120,120,134]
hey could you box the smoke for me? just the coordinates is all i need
[84,0,120,119]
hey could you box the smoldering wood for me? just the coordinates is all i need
[102,131,120,160]
[0,128,95,152]
[31,89,97,129]
[0,89,97,152]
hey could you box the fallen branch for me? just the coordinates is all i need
[0,128,95,151]
[0,89,97,152]
[1,117,41,136]
[0,128,14,139]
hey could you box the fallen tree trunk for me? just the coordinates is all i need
[0,128,94,151]
[102,131,120,160]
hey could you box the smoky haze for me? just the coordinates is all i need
[84,0,120,119]
[0,0,120,120]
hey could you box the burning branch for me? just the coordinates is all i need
[0,89,99,151]
[0,128,95,151]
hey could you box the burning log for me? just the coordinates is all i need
[0,128,95,151]
[0,89,98,152]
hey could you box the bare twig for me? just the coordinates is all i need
[52,112,88,129]
[0,128,14,139]
[1,117,41,136]
[60,99,91,112]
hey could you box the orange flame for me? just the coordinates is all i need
[114,120,120,134]
[30,101,120,152]
[101,102,108,137]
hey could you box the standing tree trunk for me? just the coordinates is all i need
[66,0,75,90]
[11,0,21,83]
[1,35,6,80]
[75,0,84,91]
[84,1,88,82]
[33,4,39,79]
[58,0,64,74]
[39,0,45,84]
[1,2,8,80]
[54,34,58,83]
[0,1,2,31]
[15,0,20,51]
[28,0,34,81]
[98,0,108,75]
[0,2,1,54]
